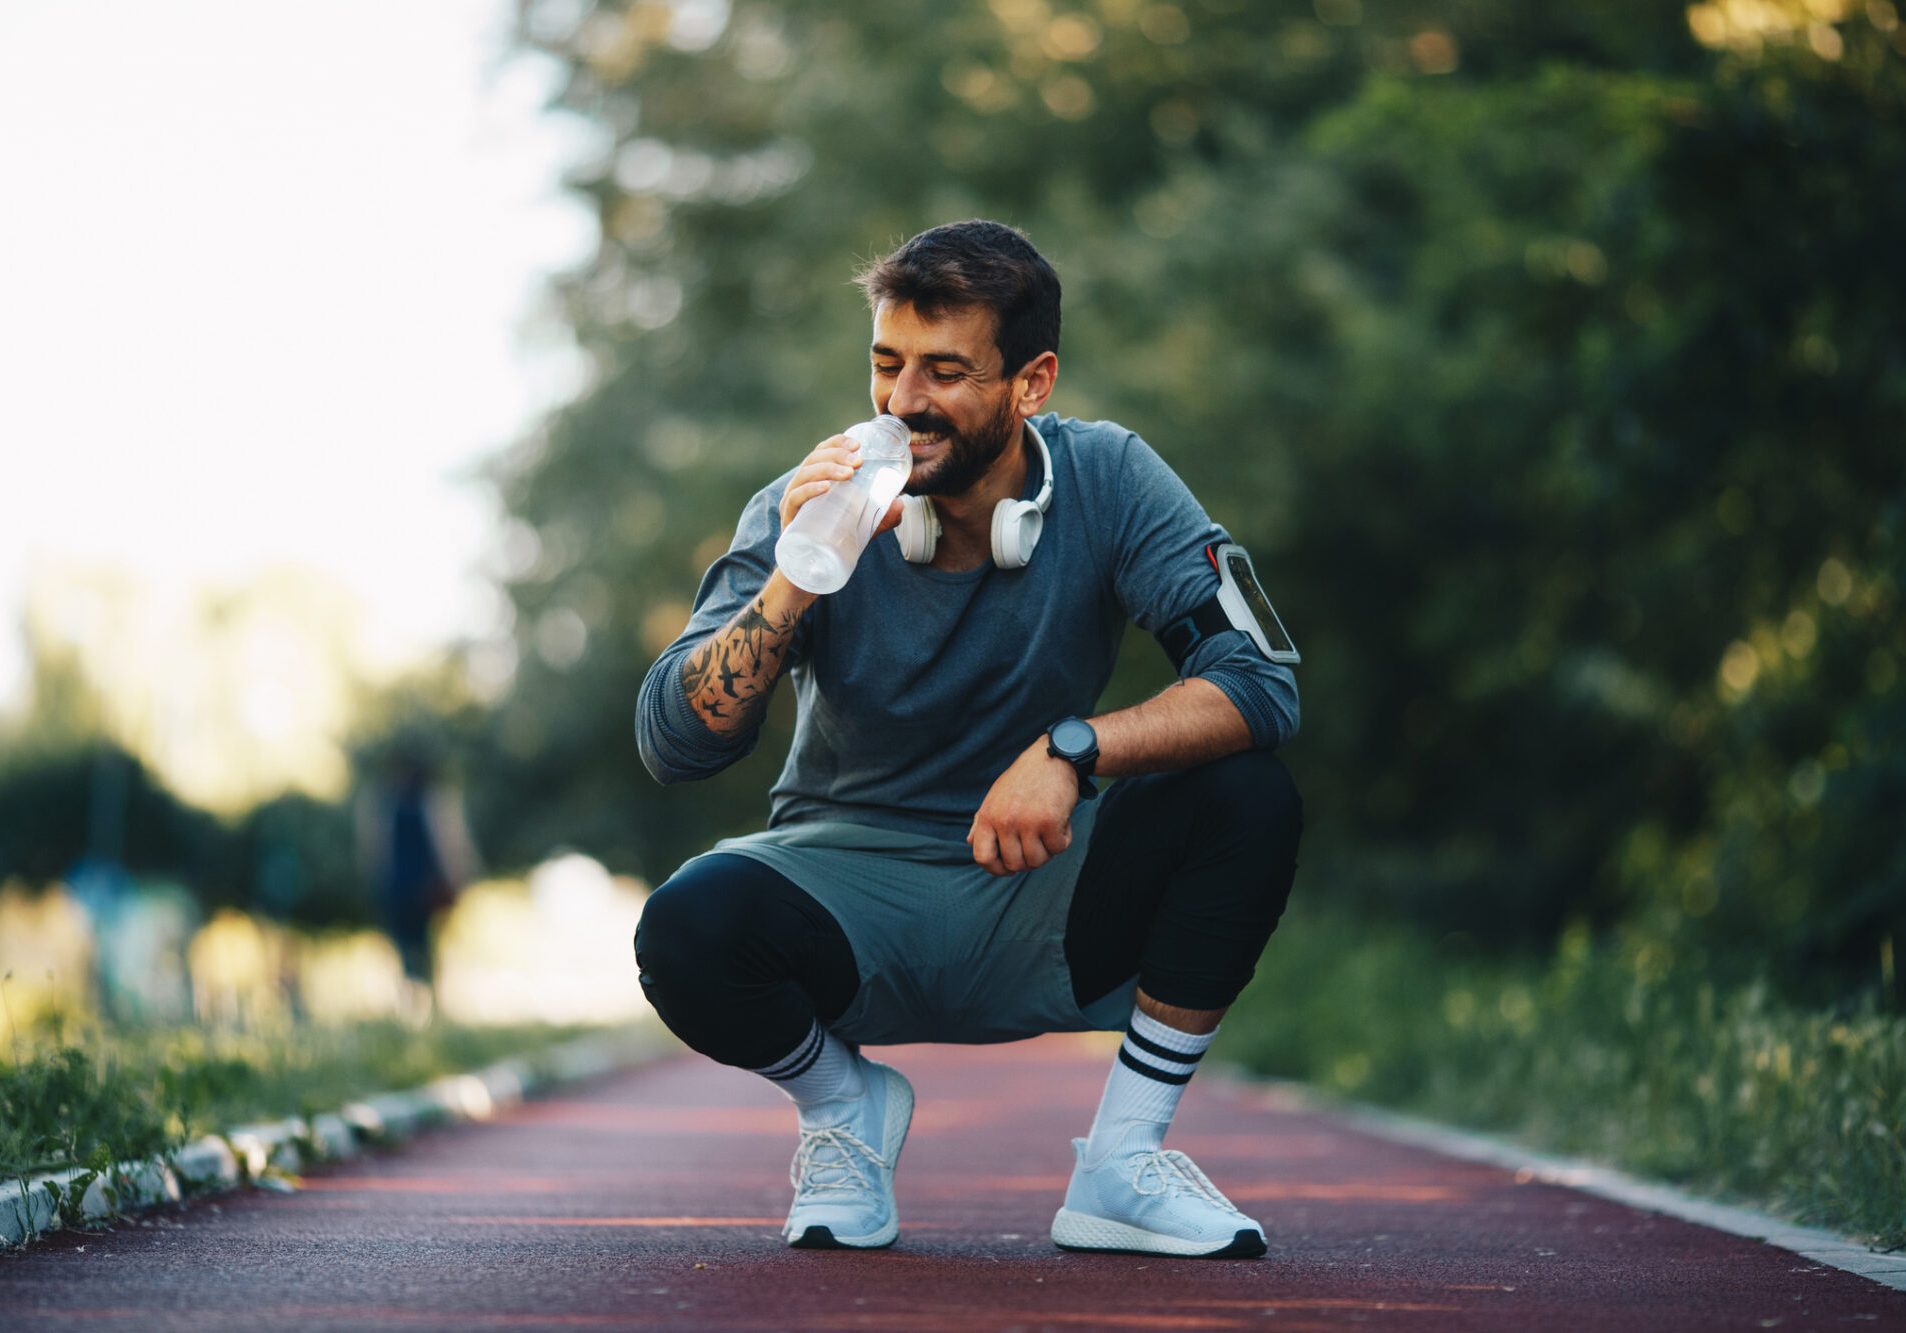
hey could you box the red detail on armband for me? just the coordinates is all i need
[1204,543,1220,572]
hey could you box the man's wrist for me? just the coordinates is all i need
[1045,716,1100,800]
[764,567,819,614]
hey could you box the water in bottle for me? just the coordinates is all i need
[775,416,912,594]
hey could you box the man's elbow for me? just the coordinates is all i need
[633,699,755,785]
[637,739,692,787]
[1275,690,1300,748]
[634,672,700,785]
[1198,665,1297,752]
[1246,665,1299,750]
[634,709,709,786]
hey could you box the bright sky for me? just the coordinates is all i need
[0,0,600,704]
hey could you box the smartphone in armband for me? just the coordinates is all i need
[1213,542,1300,665]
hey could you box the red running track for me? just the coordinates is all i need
[4,1034,1903,1331]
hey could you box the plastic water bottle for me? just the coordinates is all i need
[775,415,912,594]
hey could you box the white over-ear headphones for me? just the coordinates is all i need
[896,421,1054,570]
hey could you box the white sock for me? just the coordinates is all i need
[751,1019,865,1109]
[1083,1007,1215,1162]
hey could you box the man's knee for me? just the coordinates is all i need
[634,858,757,976]
[1187,749,1303,846]
[1185,751,1303,933]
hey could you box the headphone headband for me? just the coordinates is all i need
[1023,421,1054,516]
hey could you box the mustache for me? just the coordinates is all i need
[900,412,957,437]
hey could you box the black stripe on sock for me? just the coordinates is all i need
[1118,1045,1195,1085]
[768,1037,826,1082]
[760,1024,822,1080]
[1126,1027,1207,1066]
[759,1023,819,1077]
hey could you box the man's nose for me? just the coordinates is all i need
[883,365,933,419]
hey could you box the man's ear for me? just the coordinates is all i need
[1014,350,1059,417]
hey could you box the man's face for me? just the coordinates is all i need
[869,300,1021,499]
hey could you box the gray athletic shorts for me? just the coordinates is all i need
[696,800,1135,1047]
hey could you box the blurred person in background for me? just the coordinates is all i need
[356,742,477,1022]
[634,221,1303,1258]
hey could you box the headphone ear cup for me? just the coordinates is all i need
[897,496,939,563]
[990,500,1044,570]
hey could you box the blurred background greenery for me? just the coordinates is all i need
[2,0,1901,1236]
[489,0,1903,995]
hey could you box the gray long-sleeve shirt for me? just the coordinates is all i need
[636,412,1299,840]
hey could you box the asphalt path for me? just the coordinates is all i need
[5,1034,1903,1331]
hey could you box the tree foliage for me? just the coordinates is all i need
[0,638,367,927]
[486,0,1904,994]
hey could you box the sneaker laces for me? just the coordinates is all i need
[1128,1149,1247,1218]
[789,1125,887,1201]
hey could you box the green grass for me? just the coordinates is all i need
[1218,907,1906,1250]
[0,1017,596,1180]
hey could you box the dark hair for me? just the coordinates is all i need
[855,220,1061,377]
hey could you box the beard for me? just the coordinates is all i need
[900,394,1019,498]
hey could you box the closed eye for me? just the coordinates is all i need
[872,362,964,384]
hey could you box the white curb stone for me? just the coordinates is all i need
[1,1023,677,1249]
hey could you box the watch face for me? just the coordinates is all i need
[1051,718,1096,757]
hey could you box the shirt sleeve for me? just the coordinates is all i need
[1108,432,1300,750]
[634,476,810,784]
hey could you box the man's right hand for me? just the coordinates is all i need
[778,434,906,539]
[679,432,912,736]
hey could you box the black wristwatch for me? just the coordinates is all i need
[1046,716,1100,801]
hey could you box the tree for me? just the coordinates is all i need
[492,0,1905,992]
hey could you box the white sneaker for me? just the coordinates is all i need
[1051,1133,1267,1259]
[783,1057,914,1249]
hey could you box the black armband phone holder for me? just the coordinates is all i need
[1156,598,1235,674]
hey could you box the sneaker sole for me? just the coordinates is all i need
[784,1062,915,1251]
[788,1224,893,1250]
[1050,1208,1267,1259]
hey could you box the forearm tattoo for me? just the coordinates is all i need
[681,593,802,735]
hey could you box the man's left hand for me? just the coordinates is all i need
[968,739,1081,875]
